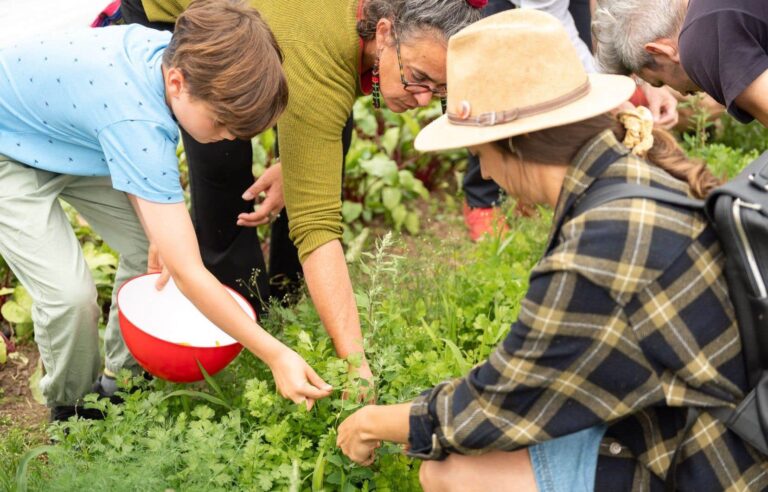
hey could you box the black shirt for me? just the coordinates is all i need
[679,0,768,123]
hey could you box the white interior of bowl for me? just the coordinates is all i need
[118,274,253,347]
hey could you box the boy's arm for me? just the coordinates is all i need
[128,195,332,407]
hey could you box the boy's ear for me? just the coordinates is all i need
[164,66,186,99]
[644,38,681,64]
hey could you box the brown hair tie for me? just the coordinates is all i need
[618,106,654,157]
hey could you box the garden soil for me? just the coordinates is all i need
[0,342,48,430]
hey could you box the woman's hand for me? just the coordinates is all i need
[267,347,333,410]
[337,402,413,465]
[640,84,679,129]
[238,162,285,227]
[345,357,376,403]
[337,406,381,466]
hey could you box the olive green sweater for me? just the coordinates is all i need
[143,0,361,262]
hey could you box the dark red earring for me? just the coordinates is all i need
[372,56,381,109]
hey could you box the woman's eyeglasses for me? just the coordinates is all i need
[393,30,448,113]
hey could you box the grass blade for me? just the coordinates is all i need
[160,389,231,409]
[442,339,471,374]
[16,445,56,492]
[196,360,229,403]
[312,445,327,491]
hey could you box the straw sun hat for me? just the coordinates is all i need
[414,9,636,152]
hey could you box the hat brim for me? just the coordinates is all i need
[415,74,636,152]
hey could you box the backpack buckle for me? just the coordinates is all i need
[749,173,768,192]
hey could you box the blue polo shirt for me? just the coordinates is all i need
[0,25,183,203]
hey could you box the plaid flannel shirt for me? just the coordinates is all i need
[408,131,768,491]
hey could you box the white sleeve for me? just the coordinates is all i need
[512,0,597,73]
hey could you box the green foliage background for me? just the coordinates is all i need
[2,100,768,491]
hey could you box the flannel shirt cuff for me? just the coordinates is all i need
[406,385,449,460]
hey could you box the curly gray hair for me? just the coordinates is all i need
[357,0,482,43]
[593,0,687,75]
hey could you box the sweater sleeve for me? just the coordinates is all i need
[278,42,357,263]
[140,0,189,24]
[141,0,359,262]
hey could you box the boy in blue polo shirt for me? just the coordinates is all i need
[0,0,332,421]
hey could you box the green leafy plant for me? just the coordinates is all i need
[342,98,467,243]
[0,334,6,365]
[679,93,716,152]
[716,117,768,154]
[8,213,548,491]
[6,98,766,492]
[1,285,33,339]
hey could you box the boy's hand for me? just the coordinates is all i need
[147,243,171,290]
[267,347,332,410]
[238,162,285,227]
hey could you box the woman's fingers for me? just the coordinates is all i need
[237,200,282,226]
[238,164,284,227]
[336,409,380,466]
[241,173,270,201]
[237,210,272,227]
[237,194,283,227]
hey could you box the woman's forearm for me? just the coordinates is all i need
[303,240,366,359]
[361,403,413,444]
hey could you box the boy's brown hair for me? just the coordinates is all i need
[163,0,288,139]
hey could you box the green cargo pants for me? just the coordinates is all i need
[0,156,148,407]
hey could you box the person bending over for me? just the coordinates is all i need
[0,0,331,421]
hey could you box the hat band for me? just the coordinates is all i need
[447,79,591,127]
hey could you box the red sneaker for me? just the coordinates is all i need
[462,202,509,242]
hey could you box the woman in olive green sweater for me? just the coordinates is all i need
[122,0,483,386]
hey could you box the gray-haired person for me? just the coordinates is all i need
[462,0,679,242]
[594,0,768,127]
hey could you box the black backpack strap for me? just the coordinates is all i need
[548,181,705,256]
[571,183,704,219]
[546,146,628,255]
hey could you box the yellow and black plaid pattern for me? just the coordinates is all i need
[408,131,768,490]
